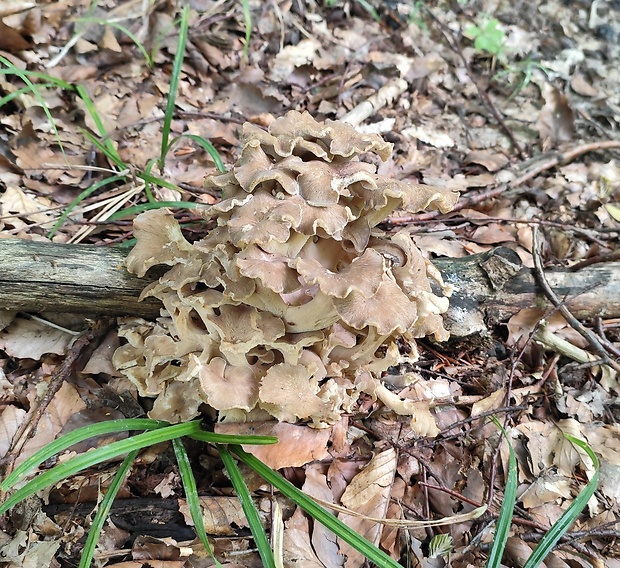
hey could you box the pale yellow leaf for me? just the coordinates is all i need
[0,318,72,359]
[0,405,26,459]
[338,448,397,568]
[605,203,620,222]
[178,496,247,536]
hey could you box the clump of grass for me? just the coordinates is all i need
[0,5,225,241]
[486,417,599,568]
[0,418,403,567]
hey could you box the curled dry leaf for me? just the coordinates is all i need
[113,111,458,426]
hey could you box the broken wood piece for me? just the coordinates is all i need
[1,239,619,338]
[340,78,408,128]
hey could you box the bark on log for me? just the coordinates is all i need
[1,238,619,337]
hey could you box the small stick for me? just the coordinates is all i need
[340,78,408,128]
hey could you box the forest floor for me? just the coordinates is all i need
[0,0,620,566]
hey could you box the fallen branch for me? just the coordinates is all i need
[2,239,619,338]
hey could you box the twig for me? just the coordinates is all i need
[595,317,620,358]
[417,482,547,531]
[569,250,620,271]
[511,140,620,186]
[437,405,528,438]
[340,78,408,128]
[532,225,620,373]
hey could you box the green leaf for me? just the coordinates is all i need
[76,85,126,169]
[107,201,198,221]
[173,438,222,566]
[240,0,252,64]
[48,174,127,238]
[429,533,453,558]
[79,450,138,568]
[75,17,153,67]
[170,134,227,173]
[80,127,127,171]
[189,431,278,446]
[0,56,67,154]
[219,445,275,568]
[465,19,505,56]
[160,5,190,166]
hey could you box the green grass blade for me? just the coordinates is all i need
[1,418,169,490]
[48,173,127,238]
[486,417,518,568]
[218,444,275,568]
[172,438,222,566]
[189,432,278,446]
[76,85,125,168]
[0,83,56,108]
[107,201,198,221]
[170,134,226,173]
[159,5,190,167]
[0,421,202,515]
[355,0,381,21]
[78,449,138,568]
[141,158,157,203]
[81,128,127,171]
[523,436,599,568]
[75,18,153,67]
[240,0,252,63]
[137,170,182,193]
[230,445,402,568]
[0,56,65,153]
[0,69,73,90]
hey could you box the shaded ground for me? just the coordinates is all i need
[0,0,620,566]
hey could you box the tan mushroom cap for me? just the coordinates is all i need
[116,111,458,426]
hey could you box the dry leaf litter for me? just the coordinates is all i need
[1,0,620,566]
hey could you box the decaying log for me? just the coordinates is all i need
[1,239,619,337]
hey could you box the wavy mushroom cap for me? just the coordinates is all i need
[115,111,458,426]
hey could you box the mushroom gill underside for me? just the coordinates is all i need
[113,111,458,428]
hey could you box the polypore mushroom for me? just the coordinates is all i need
[113,111,458,427]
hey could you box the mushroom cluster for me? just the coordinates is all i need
[113,111,458,426]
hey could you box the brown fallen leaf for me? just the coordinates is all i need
[463,150,509,172]
[178,496,247,536]
[570,73,598,97]
[0,317,73,359]
[282,507,326,568]
[303,465,344,567]
[19,382,87,466]
[0,20,31,51]
[214,421,331,469]
[537,83,574,151]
